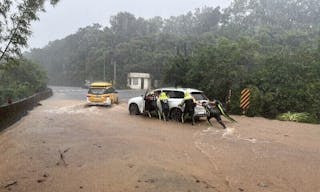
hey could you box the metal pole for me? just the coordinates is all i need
[103,52,106,81]
[113,60,116,87]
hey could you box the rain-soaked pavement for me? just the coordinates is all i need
[0,87,320,192]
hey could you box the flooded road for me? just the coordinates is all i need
[0,87,319,192]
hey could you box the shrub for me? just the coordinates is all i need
[277,112,318,124]
[0,59,47,105]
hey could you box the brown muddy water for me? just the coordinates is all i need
[0,97,319,192]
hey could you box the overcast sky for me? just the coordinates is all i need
[28,0,232,49]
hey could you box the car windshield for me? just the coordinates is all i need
[191,92,208,101]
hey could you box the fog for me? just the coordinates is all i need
[28,0,231,49]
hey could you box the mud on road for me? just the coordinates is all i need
[0,98,320,192]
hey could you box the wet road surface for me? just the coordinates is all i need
[0,87,319,192]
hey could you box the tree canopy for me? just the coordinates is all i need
[25,0,320,122]
[0,0,59,63]
[0,0,59,105]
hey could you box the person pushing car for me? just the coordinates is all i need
[158,92,170,121]
[179,91,196,125]
[203,100,227,129]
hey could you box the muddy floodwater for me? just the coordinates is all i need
[0,89,320,192]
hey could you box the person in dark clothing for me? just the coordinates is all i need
[179,91,196,125]
[203,100,226,129]
[144,91,159,118]
[7,97,12,105]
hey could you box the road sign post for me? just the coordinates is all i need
[240,88,250,114]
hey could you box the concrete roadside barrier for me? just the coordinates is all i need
[0,89,53,131]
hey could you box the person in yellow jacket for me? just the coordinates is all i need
[179,91,196,125]
[158,92,169,121]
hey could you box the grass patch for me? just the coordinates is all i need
[277,112,318,124]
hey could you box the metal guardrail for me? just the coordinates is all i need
[0,89,53,132]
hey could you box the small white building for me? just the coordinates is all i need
[127,72,151,90]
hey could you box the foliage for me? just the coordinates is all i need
[0,59,47,105]
[246,48,320,119]
[0,0,59,63]
[277,112,318,124]
[24,0,320,122]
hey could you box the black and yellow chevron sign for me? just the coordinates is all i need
[240,88,250,110]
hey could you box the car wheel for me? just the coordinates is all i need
[170,108,182,122]
[129,104,140,115]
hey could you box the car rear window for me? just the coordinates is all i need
[164,91,184,98]
[191,92,208,101]
[88,87,115,95]
[89,88,104,95]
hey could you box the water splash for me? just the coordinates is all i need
[45,104,100,114]
[222,127,235,137]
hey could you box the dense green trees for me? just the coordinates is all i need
[26,0,320,122]
[0,0,59,105]
[0,59,48,105]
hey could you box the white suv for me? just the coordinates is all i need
[128,87,209,121]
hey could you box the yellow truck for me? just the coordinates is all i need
[86,82,118,106]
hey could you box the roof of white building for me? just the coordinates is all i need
[128,72,150,78]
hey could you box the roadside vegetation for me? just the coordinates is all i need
[24,0,320,123]
[277,112,318,124]
[0,0,59,106]
[0,59,48,105]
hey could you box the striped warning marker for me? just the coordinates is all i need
[240,88,250,111]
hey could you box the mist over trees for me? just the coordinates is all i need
[25,7,224,86]
[26,0,320,121]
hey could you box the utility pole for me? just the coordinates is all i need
[113,60,116,87]
[103,52,106,81]
[109,51,116,87]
